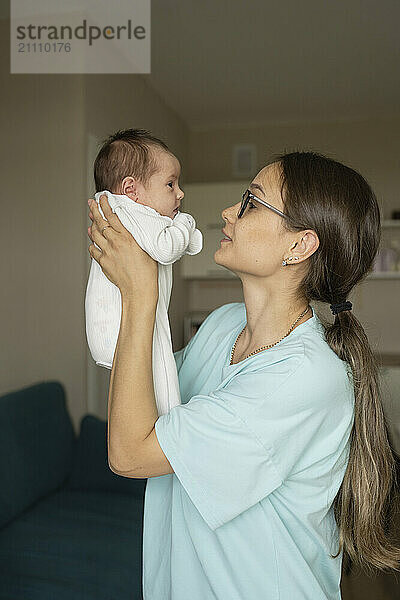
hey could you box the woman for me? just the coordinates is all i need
[87,150,400,600]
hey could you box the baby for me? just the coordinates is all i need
[85,128,203,416]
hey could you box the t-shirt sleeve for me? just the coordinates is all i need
[154,384,282,531]
[154,358,310,531]
[154,350,354,531]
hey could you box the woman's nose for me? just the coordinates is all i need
[222,202,239,222]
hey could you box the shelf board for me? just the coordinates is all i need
[366,271,400,279]
[382,220,400,227]
[375,354,400,367]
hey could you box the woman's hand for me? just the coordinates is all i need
[87,194,159,306]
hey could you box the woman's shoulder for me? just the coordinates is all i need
[239,311,354,408]
[299,315,355,408]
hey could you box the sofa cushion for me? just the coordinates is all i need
[0,380,76,528]
[64,414,146,496]
[0,489,144,599]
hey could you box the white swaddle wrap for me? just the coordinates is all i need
[85,190,203,416]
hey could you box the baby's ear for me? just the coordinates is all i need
[121,176,138,198]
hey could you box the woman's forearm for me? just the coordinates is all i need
[107,294,159,471]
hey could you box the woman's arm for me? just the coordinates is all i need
[107,294,159,470]
[87,195,174,475]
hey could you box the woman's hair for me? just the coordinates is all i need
[270,150,400,576]
[93,128,172,193]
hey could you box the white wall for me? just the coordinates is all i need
[2,4,399,431]
[187,117,400,220]
[0,17,189,432]
[83,76,189,421]
[184,117,400,353]
[0,17,87,433]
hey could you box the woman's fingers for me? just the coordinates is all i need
[89,196,110,230]
[97,194,124,233]
[87,198,110,249]
[87,194,125,260]
[88,242,103,262]
[87,217,106,254]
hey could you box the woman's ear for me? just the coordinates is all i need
[121,176,139,200]
[293,230,320,261]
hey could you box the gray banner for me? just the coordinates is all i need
[11,0,150,73]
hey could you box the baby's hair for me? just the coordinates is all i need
[93,128,172,193]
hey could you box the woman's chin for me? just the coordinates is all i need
[213,250,229,266]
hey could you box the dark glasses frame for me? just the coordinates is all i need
[238,189,289,220]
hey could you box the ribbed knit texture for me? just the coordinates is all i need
[85,190,203,415]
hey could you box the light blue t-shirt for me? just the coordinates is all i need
[142,302,355,600]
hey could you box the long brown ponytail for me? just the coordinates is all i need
[271,150,400,576]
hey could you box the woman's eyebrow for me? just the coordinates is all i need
[249,182,265,196]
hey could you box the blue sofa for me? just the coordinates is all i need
[0,380,146,599]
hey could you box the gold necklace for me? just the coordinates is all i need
[230,305,311,365]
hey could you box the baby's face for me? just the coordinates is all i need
[127,150,184,219]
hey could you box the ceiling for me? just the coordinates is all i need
[1,0,399,130]
[146,0,400,130]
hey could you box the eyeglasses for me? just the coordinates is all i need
[238,189,289,220]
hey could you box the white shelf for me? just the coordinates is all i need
[180,181,400,279]
[367,271,400,279]
[382,220,400,227]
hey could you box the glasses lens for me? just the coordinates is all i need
[238,190,249,218]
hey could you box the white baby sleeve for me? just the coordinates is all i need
[185,226,203,256]
[85,191,203,379]
[94,191,203,263]
[172,212,203,259]
[110,205,202,265]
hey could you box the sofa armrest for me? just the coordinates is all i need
[0,380,76,528]
[64,414,146,497]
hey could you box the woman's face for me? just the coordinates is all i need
[216,162,297,278]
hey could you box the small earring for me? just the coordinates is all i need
[282,256,299,266]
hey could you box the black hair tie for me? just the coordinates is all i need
[330,300,352,315]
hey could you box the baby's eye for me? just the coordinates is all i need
[167,182,174,188]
